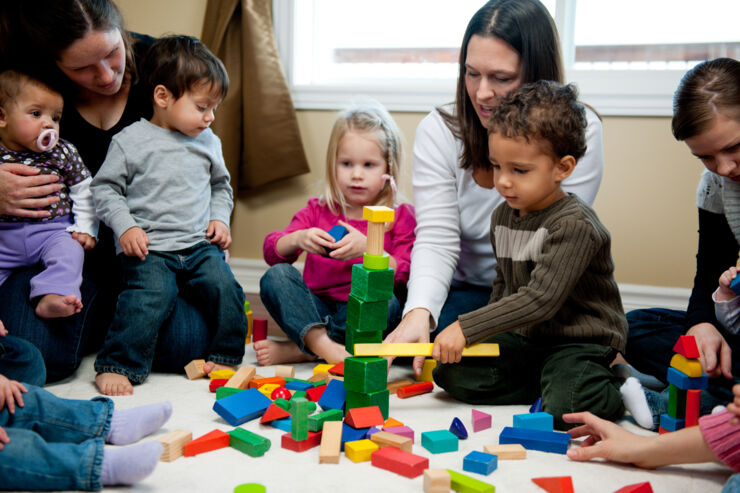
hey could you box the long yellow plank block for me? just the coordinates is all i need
[354,343,499,357]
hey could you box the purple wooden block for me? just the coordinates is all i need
[382,425,415,443]
[365,426,381,438]
[449,417,468,439]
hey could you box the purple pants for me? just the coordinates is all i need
[0,216,83,299]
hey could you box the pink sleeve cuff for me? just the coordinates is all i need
[699,410,740,472]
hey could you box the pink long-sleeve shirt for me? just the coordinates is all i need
[263,198,416,302]
[699,410,740,472]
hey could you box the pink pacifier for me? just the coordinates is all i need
[36,129,58,151]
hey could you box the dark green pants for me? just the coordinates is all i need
[432,332,624,430]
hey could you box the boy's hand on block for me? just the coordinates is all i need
[686,322,733,379]
[207,220,231,250]
[432,321,466,364]
[120,226,149,260]
[72,232,96,250]
[329,220,367,261]
[717,266,740,301]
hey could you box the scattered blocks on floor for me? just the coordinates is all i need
[449,417,468,439]
[156,429,192,461]
[341,422,370,451]
[260,403,291,424]
[446,469,496,493]
[270,416,292,432]
[370,430,413,452]
[290,397,310,441]
[216,386,245,400]
[318,379,346,412]
[318,420,342,464]
[345,438,379,463]
[397,381,433,399]
[345,406,385,429]
[248,376,286,389]
[225,366,256,389]
[213,388,272,426]
[184,429,230,457]
[424,469,451,493]
[472,409,492,432]
[209,379,228,392]
[387,379,415,395]
[381,425,414,442]
[529,397,543,413]
[384,417,404,427]
[344,357,387,393]
[256,383,280,399]
[463,450,498,476]
[421,430,459,454]
[313,363,334,375]
[184,359,206,380]
[513,412,554,432]
[270,386,292,401]
[210,369,236,380]
[345,388,389,419]
[613,481,654,493]
[306,383,327,402]
[274,365,295,379]
[228,427,271,457]
[281,430,323,452]
[371,445,428,478]
[498,426,570,454]
[285,380,313,392]
[484,443,527,460]
[531,476,574,493]
[329,361,345,376]
[308,408,344,432]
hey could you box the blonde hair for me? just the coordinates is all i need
[322,101,404,216]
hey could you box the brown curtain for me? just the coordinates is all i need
[201,0,310,193]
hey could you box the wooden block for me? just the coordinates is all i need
[235,483,265,493]
[344,357,387,393]
[248,376,286,389]
[156,429,192,462]
[370,430,413,452]
[350,264,394,302]
[184,359,206,380]
[216,386,245,400]
[184,429,231,457]
[344,438,379,463]
[673,335,700,359]
[446,469,495,493]
[685,389,701,427]
[285,380,313,391]
[313,363,334,375]
[212,388,272,426]
[472,409,492,432]
[245,306,252,344]
[366,221,386,257]
[463,450,497,476]
[660,413,685,432]
[275,365,295,379]
[384,417,404,427]
[449,417,468,439]
[257,383,280,399]
[363,205,395,223]
[362,252,390,271]
[421,430,458,454]
[228,427,271,457]
[354,342,500,357]
[613,481,654,493]
[319,420,342,464]
[532,476,574,493]
[346,406,385,429]
[387,378,415,394]
[345,388,389,419]
[209,379,228,392]
[498,426,570,454]
[397,381,433,398]
[281,430,322,452]
[306,383,327,402]
[668,383,686,418]
[484,443,526,459]
[666,367,708,390]
[328,361,345,375]
[318,379,346,411]
[345,328,383,355]
[260,403,291,424]
[210,369,236,380]
[252,318,267,342]
[290,397,310,441]
[308,408,344,432]
[347,295,389,333]
[370,446,428,478]
[513,412,554,432]
[308,372,329,384]
[670,353,703,377]
[416,358,437,382]
[225,366,256,389]
[424,469,451,493]
[381,425,414,442]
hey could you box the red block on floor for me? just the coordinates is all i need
[329,362,345,376]
[370,445,428,478]
[209,379,228,392]
[346,406,385,429]
[184,429,230,457]
[532,476,574,493]
[306,384,327,402]
[397,381,433,399]
[613,482,654,493]
[281,431,323,452]
[260,403,291,424]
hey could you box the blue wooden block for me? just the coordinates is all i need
[421,430,459,454]
[285,380,313,391]
[463,450,498,476]
[324,225,349,254]
[498,426,570,454]
[513,412,553,432]
[365,426,381,438]
[341,422,368,451]
[270,416,292,432]
[213,388,272,426]
[731,275,740,295]
[529,397,543,413]
[666,367,708,390]
[660,413,685,432]
[449,417,468,439]
[318,379,346,412]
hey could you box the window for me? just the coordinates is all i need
[274,0,739,116]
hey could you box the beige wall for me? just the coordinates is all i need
[118,0,704,289]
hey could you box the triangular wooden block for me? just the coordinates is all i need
[532,476,574,493]
[345,406,384,428]
[472,409,492,432]
[385,417,404,427]
[673,335,700,359]
[184,429,230,456]
[328,362,345,376]
[260,403,291,424]
[613,481,653,493]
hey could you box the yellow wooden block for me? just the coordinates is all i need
[345,439,379,463]
[245,309,253,344]
[484,443,527,459]
[416,359,437,382]
[670,353,703,378]
[384,417,404,427]
[210,369,236,380]
[313,363,334,375]
[257,383,280,398]
[354,343,500,357]
[363,205,394,223]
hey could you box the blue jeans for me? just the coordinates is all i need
[0,385,112,491]
[626,308,740,412]
[0,335,46,387]
[259,264,402,354]
[724,474,740,493]
[432,280,492,339]
[95,243,246,383]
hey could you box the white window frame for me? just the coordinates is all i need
[273,0,694,116]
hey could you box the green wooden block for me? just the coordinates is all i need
[668,383,686,418]
[344,357,387,393]
[347,294,388,333]
[363,253,390,270]
[446,469,495,493]
[290,397,310,441]
[344,328,383,355]
[346,388,389,419]
[274,398,290,411]
[308,408,344,432]
[216,386,245,400]
[350,264,394,302]
[229,427,271,457]
[292,390,307,400]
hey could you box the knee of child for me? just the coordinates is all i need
[260,263,299,290]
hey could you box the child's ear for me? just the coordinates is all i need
[555,155,576,182]
[152,85,171,109]
[0,107,7,128]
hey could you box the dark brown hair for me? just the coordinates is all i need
[0,70,60,109]
[672,58,740,141]
[440,0,564,170]
[488,80,587,162]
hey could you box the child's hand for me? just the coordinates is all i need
[0,320,6,337]
[329,221,367,261]
[0,425,7,450]
[207,220,231,250]
[0,374,26,414]
[120,226,149,260]
[296,228,335,256]
[727,383,740,425]
[564,412,655,467]
[716,266,740,301]
[687,323,733,379]
[72,232,96,250]
[432,321,466,364]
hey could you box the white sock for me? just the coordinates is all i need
[620,377,654,429]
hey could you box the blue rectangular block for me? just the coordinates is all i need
[285,380,313,391]
[341,422,368,451]
[318,379,346,412]
[513,412,553,432]
[666,367,708,390]
[498,426,570,454]
[421,430,459,454]
[463,450,498,476]
[213,388,272,426]
[324,225,348,254]
[270,416,292,432]
[660,413,685,432]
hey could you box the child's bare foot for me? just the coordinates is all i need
[304,327,351,364]
[96,373,133,396]
[254,339,316,366]
[202,361,238,375]
[35,294,82,319]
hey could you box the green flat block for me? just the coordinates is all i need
[347,294,388,333]
[345,328,382,355]
[668,383,686,418]
[229,427,271,457]
[363,253,389,270]
[216,386,245,400]
[350,264,394,301]
[346,388,389,419]
[344,357,387,393]
[308,408,344,432]
[290,397,310,441]
[447,469,495,493]
[234,484,265,493]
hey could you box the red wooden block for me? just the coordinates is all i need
[613,482,654,493]
[673,335,700,359]
[370,445,429,478]
[281,430,322,452]
[329,361,345,376]
[248,376,286,389]
[260,403,291,424]
[685,389,701,427]
[184,429,230,457]
[253,318,267,342]
[306,384,327,402]
[658,426,669,435]
[346,406,385,429]
[397,381,433,399]
[209,378,228,392]
[532,476,574,493]
[270,386,292,400]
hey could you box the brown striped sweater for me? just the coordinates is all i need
[458,193,627,351]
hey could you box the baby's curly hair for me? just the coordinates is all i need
[487,80,587,161]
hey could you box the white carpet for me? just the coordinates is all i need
[43,345,731,493]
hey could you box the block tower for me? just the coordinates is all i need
[659,335,707,433]
[343,206,395,419]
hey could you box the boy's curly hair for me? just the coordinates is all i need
[487,80,587,161]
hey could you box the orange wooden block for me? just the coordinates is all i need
[397,381,433,398]
[532,476,574,493]
[184,429,230,457]
[248,376,286,389]
[685,389,701,427]
[384,417,404,427]
[346,406,385,429]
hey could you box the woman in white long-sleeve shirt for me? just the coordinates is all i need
[385,0,604,374]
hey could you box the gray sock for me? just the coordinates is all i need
[101,442,163,486]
